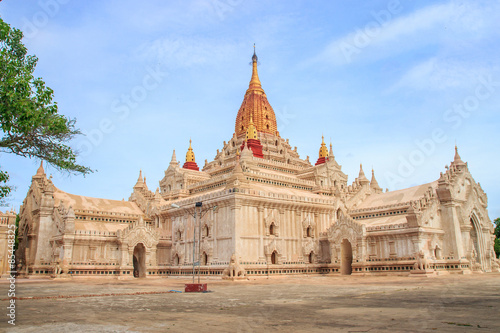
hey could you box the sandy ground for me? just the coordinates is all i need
[0,273,499,332]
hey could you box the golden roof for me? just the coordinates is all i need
[235,47,278,137]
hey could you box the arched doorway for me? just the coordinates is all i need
[202,252,208,266]
[271,251,278,265]
[340,239,353,275]
[308,252,314,264]
[173,254,180,266]
[133,243,146,278]
[469,215,485,270]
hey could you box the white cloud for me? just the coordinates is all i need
[136,37,243,68]
[307,1,498,66]
[387,57,498,92]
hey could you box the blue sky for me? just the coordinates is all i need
[1,0,499,220]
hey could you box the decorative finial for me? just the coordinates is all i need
[358,164,369,184]
[186,139,195,162]
[170,150,177,165]
[36,160,45,175]
[315,136,329,165]
[246,113,258,140]
[252,43,258,63]
[453,144,465,166]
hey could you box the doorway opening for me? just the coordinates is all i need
[340,239,353,275]
[133,243,146,278]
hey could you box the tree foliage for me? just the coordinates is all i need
[0,18,91,201]
[494,218,500,259]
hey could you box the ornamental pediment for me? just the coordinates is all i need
[117,216,159,249]
[327,216,365,244]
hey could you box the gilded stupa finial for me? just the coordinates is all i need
[183,139,199,171]
[248,44,262,91]
[186,139,195,163]
[246,113,258,140]
[319,135,329,158]
[252,43,258,63]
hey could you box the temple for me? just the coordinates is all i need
[15,50,499,278]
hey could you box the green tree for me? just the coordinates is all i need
[0,17,91,202]
[494,218,500,259]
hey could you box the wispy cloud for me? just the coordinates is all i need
[136,37,243,68]
[387,57,499,92]
[306,1,498,67]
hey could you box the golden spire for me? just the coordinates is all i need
[234,46,277,137]
[246,114,258,140]
[185,139,195,163]
[248,44,263,92]
[319,136,329,158]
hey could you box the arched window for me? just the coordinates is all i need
[203,225,209,237]
[271,251,278,265]
[266,124,269,129]
[202,252,208,266]
[309,252,314,264]
[269,223,276,235]
[176,230,182,241]
[174,254,180,265]
[306,226,312,237]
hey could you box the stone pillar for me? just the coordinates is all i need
[212,208,219,262]
[61,235,75,268]
[442,202,465,259]
[258,206,265,262]
[296,210,303,262]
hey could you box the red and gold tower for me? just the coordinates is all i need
[240,114,264,158]
[315,136,329,165]
[183,139,199,171]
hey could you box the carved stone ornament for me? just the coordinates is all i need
[117,216,160,250]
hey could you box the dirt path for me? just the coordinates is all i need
[1,274,499,332]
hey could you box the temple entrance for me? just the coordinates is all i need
[470,216,485,270]
[340,239,353,275]
[133,243,146,278]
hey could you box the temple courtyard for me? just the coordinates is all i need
[1,274,499,332]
